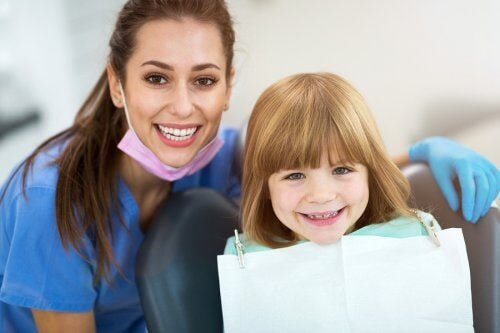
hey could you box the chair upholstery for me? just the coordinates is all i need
[401,163,499,333]
[136,164,499,332]
[135,188,239,333]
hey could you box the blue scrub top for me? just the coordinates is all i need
[0,127,241,333]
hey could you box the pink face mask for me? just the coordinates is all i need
[116,83,223,182]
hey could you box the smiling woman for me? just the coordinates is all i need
[0,1,239,332]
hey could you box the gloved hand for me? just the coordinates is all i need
[409,137,499,223]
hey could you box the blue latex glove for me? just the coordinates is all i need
[409,137,499,223]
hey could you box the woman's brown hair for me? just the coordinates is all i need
[242,72,416,248]
[0,0,235,282]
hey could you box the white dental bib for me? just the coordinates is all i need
[217,228,473,333]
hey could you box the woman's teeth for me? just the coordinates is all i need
[157,125,197,141]
[306,210,341,220]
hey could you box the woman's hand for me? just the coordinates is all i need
[32,309,96,333]
[409,137,499,223]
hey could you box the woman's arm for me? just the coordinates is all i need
[32,310,96,333]
[406,137,499,222]
[1,186,98,331]
[392,153,410,168]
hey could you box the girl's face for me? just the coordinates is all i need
[267,152,369,245]
[111,18,231,167]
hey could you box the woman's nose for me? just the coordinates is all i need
[170,84,194,118]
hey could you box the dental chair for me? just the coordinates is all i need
[136,163,499,333]
[135,188,239,333]
[403,163,499,333]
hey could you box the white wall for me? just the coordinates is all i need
[0,0,74,180]
[0,0,123,181]
[225,0,500,161]
[1,0,499,183]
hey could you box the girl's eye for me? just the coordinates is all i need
[333,167,351,175]
[145,73,167,85]
[195,77,217,87]
[284,172,305,181]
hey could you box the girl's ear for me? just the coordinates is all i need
[106,64,124,108]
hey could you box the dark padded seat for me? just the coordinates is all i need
[135,188,239,333]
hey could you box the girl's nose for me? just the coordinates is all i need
[304,179,337,204]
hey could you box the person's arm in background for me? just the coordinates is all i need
[395,137,499,223]
[32,310,95,333]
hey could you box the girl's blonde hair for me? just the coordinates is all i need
[242,72,415,248]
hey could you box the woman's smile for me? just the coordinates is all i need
[155,123,200,148]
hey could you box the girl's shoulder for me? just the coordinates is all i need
[222,211,440,255]
[351,210,441,238]
[223,234,276,255]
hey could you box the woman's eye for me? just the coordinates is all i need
[145,74,167,85]
[284,172,305,181]
[195,77,217,87]
[333,167,351,175]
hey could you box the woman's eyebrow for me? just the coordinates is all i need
[140,60,221,72]
[141,60,173,70]
[192,63,221,71]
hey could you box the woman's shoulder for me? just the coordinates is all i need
[351,210,440,238]
[0,142,65,219]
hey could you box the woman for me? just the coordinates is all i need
[0,0,497,332]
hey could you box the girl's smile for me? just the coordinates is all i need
[298,207,346,227]
[268,152,369,245]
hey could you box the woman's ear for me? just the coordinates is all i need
[106,64,124,108]
[224,67,235,112]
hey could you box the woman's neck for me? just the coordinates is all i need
[119,154,171,231]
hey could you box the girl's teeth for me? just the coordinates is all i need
[307,210,340,219]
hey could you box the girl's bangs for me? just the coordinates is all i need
[254,101,368,177]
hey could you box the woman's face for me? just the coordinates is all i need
[111,18,231,167]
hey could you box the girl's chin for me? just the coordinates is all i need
[306,233,343,246]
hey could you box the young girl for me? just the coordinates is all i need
[227,72,436,252]
[220,72,472,331]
